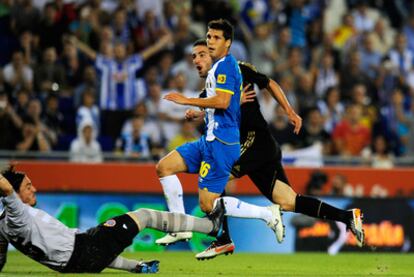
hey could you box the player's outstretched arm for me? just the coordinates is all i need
[164,90,232,109]
[266,79,302,134]
[140,32,173,61]
[68,36,97,60]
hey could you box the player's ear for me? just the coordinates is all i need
[225,39,231,49]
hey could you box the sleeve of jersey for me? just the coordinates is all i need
[95,54,104,70]
[130,54,144,71]
[214,61,236,95]
[240,64,270,89]
[1,192,27,229]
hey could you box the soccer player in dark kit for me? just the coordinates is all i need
[175,39,365,259]
[0,167,225,273]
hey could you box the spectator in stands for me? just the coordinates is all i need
[369,135,394,169]
[159,72,195,142]
[313,51,338,99]
[317,86,344,134]
[275,47,306,84]
[332,104,371,157]
[297,108,332,154]
[145,82,163,121]
[14,88,30,118]
[380,88,408,155]
[116,116,152,159]
[121,102,164,149]
[36,2,65,53]
[76,88,100,136]
[403,11,414,54]
[339,50,371,102]
[16,117,50,152]
[350,83,377,129]
[69,118,103,163]
[60,41,87,88]
[43,94,64,141]
[0,91,22,150]
[296,73,318,116]
[388,32,413,78]
[167,120,198,152]
[273,27,291,70]
[19,31,40,67]
[2,50,33,94]
[269,105,298,150]
[72,32,172,139]
[73,65,98,108]
[332,13,357,50]
[249,23,276,77]
[351,1,378,33]
[34,47,66,96]
[25,99,56,147]
[359,32,382,79]
[11,0,41,34]
[370,18,395,55]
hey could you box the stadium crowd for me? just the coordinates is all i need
[0,0,413,167]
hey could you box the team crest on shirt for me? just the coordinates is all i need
[217,74,226,84]
[104,219,116,227]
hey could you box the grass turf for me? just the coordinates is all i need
[2,251,413,276]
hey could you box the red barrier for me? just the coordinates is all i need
[14,161,414,197]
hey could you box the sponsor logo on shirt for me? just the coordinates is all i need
[217,74,226,84]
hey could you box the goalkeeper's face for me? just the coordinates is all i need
[192,45,212,78]
[18,176,37,207]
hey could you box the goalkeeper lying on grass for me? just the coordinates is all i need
[0,166,225,274]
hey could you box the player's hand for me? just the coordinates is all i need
[241,84,256,105]
[0,174,13,196]
[287,110,302,134]
[185,109,204,121]
[164,92,189,105]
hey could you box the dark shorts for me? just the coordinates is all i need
[61,214,138,273]
[231,138,290,201]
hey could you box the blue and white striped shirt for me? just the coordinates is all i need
[96,54,144,111]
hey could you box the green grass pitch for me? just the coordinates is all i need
[2,251,413,276]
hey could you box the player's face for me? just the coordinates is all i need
[18,176,37,207]
[206,29,230,60]
[192,45,212,78]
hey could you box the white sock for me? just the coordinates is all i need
[108,256,138,272]
[160,175,185,214]
[222,196,272,223]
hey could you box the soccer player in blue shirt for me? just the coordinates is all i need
[158,19,284,245]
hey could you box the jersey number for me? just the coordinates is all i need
[199,162,211,178]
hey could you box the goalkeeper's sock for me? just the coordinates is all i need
[222,196,272,223]
[160,175,185,213]
[108,256,139,272]
[294,195,352,224]
[216,216,231,243]
[130,209,214,234]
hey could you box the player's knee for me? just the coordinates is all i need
[156,160,170,177]
[199,199,213,213]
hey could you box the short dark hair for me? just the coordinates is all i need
[207,19,234,41]
[2,166,25,192]
[193,39,207,47]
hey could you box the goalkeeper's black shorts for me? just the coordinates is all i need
[61,214,138,273]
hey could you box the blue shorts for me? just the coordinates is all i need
[176,136,240,194]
